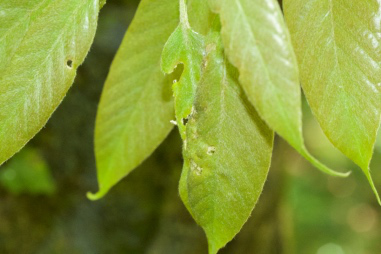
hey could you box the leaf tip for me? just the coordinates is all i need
[99,0,106,9]
[301,149,351,178]
[86,189,107,201]
[334,170,352,178]
[206,233,227,254]
[207,242,220,254]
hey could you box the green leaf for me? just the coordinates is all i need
[161,0,205,140]
[99,0,106,9]
[161,0,205,213]
[209,0,350,178]
[0,0,100,165]
[184,26,273,254]
[162,4,273,252]
[187,0,216,36]
[178,0,216,213]
[88,0,179,200]
[284,0,381,203]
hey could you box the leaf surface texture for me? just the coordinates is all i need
[162,3,274,252]
[161,0,205,139]
[284,0,381,202]
[0,0,100,165]
[184,28,273,254]
[90,0,179,199]
[209,0,349,177]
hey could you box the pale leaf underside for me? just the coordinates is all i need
[209,0,350,177]
[89,0,179,200]
[0,0,100,165]
[284,0,381,203]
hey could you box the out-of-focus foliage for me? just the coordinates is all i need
[287,98,381,254]
[0,148,55,195]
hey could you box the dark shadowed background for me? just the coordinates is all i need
[0,1,381,253]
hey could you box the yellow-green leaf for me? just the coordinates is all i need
[178,0,216,214]
[184,26,273,254]
[0,0,100,166]
[88,0,179,200]
[100,0,106,9]
[187,0,216,36]
[284,0,381,203]
[161,0,205,139]
[161,0,205,212]
[209,0,349,178]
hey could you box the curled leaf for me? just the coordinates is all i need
[161,0,205,140]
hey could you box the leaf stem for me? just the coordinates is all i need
[179,0,190,28]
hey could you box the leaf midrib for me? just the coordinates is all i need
[99,61,169,183]
[231,0,297,139]
[9,0,92,109]
[325,0,368,161]
[0,0,51,44]
[199,53,248,243]
[0,0,95,151]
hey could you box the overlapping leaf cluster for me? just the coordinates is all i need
[1,0,380,253]
[91,0,381,252]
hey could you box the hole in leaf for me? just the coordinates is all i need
[207,146,216,155]
[66,59,73,68]
[182,118,189,125]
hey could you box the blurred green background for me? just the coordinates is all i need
[1,1,381,253]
